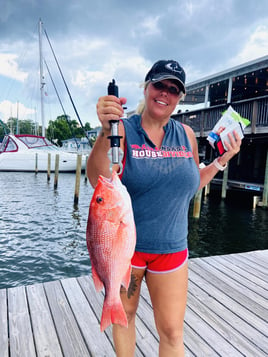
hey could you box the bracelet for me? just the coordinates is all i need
[213,158,227,171]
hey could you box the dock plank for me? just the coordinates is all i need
[187,286,266,356]
[1,250,268,356]
[188,267,268,344]
[8,286,36,357]
[0,289,8,357]
[245,250,268,268]
[208,254,267,295]
[44,280,90,357]
[190,257,268,318]
[185,303,244,356]
[223,253,268,283]
[26,283,63,357]
[61,277,115,356]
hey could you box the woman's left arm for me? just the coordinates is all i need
[183,124,242,190]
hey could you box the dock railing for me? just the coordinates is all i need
[173,94,268,137]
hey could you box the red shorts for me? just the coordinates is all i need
[131,249,188,274]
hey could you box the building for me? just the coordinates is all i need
[172,55,268,197]
[61,128,102,153]
[61,137,92,154]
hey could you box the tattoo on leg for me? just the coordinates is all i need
[127,273,138,299]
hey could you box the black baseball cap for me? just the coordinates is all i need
[145,60,186,94]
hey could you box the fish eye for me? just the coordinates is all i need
[96,196,103,204]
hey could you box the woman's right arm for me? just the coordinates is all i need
[86,95,126,187]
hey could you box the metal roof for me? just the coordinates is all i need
[186,55,268,91]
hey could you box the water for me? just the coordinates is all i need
[0,172,267,289]
[0,172,92,289]
[188,192,268,258]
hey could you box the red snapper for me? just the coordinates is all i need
[86,171,136,331]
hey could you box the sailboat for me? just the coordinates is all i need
[0,20,88,172]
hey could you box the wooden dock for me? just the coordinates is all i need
[1,250,267,356]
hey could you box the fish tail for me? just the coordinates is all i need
[100,300,128,332]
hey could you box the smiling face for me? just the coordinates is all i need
[143,79,182,123]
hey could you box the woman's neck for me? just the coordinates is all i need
[141,113,167,148]
[141,111,169,130]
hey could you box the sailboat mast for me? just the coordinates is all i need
[39,19,45,137]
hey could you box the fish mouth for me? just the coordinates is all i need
[98,172,118,188]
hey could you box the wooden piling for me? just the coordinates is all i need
[74,154,82,206]
[253,196,261,209]
[193,188,203,218]
[35,153,38,174]
[54,154,60,190]
[221,163,229,199]
[84,155,88,182]
[204,182,210,196]
[47,153,51,182]
[262,149,268,207]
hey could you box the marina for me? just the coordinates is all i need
[1,55,268,356]
[1,249,267,356]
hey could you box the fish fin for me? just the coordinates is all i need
[121,264,132,289]
[100,300,128,332]
[91,264,104,292]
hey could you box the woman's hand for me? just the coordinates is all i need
[96,95,127,133]
[218,130,242,166]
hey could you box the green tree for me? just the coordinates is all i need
[46,114,92,146]
[84,122,92,131]
[19,119,36,134]
[0,119,9,139]
[47,115,71,146]
[6,117,37,135]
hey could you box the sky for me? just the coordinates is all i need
[0,0,268,130]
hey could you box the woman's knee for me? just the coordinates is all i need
[158,323,184,347]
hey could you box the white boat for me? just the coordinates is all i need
[0,134,85,172]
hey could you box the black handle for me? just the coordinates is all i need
[107,79,122,165]
[108,79,119,97]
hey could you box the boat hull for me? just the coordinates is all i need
[0,151,85,172]
[0,134,86,173]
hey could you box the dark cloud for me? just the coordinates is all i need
[0,0,267,127]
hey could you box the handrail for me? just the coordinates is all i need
[172,95,268,136]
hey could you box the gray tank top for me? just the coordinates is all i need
[121,114,200,253]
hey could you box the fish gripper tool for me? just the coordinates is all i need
[107,79,124,174]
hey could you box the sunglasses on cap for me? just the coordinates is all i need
[151,81,181,96]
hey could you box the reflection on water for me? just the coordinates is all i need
[0,172,267,289]
[188,191,268,258]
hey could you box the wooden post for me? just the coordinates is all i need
[251,100,258,134]
[193,188,203,218]
[74,154,82,206]
[54,154,60,190]
[204,183,210,196]
[84,155,88,183]
[47,153,51,182]
[35,153,38,174]
[221,163,229,199]
[253,196,261,209]
[262,149,268,207]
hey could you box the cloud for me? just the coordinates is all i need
[228,25,268,67]
[0,100,36,122]
[0,0,267,129]
[0,54,28,81]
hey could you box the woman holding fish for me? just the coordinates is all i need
[87,60,241,356]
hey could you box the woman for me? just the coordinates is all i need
[87,60,241,356]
